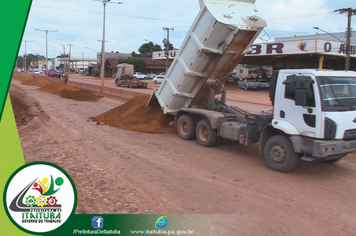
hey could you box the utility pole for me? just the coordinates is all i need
[68,44,74,72]
[94,0,123,93]
[163,27,174,72]
[23,40,33,72]
[82,51,85,74]
[334,8,356,70]
[35,29,58,76]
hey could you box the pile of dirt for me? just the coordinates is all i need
[94,95,176,134]
[12,73,101,102]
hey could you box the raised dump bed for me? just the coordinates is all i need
[149,0,267,114]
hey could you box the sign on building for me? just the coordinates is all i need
[153,50,179,60]
[247,39,356,57]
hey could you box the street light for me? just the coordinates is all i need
[313,27,346,43]
[94,0,123,93]
[35,29,58,76]
[23,40,33,72]
[313,26,351,70]
[85,46,99,53]
[68,44,74,72]
[82,51,85,74]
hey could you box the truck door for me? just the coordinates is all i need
[274,74,322,138]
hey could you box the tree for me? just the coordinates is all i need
[131,51,140,57]
[164,43,175,51]
[16,56,24,68]
[138,42,163,58]
[56,53,70,58]
[118,58,147,72]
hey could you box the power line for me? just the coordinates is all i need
[265,10,334,21]
[32,4,192,24]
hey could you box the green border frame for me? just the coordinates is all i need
[3,161,78,235]
[0,0,33,121]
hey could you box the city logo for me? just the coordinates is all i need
[3,162,77,234]
[92,216,104,229]
[297,41,308,52]
[155,215,167,228]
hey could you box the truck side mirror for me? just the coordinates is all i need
[295,89,307,106]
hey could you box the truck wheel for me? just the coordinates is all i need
[196,119,217,147]
[154,81,158,84]
[264,135,298,172]
[322,154,346,163]
[244,86,248,91]
[177,115,196,140]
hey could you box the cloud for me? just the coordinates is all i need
[19,0,355,59]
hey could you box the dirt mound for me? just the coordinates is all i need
[94,95,176,134]
[12,73,101,102]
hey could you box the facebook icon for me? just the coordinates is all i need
[92,216,104,229]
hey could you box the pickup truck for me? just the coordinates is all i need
[238,78,261,90]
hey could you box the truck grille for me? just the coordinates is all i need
[343,129,356,140]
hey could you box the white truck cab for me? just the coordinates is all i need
[270,69,356,160]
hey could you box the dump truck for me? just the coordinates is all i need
[115,63,148,88]
[148,0,356,172]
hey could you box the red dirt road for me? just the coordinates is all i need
[9,77,356,235]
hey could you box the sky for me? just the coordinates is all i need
[18,0,355,60]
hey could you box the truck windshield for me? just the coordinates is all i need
[317,76,356,111]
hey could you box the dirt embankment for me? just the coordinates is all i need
[12,73,101,102]
[11,73,175,134]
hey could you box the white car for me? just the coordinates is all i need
[34,70,41,75]
[157,72,166,76]
[134,72,147,80]
[153,75,165,84]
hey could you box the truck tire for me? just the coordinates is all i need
[196,119,217,147]
[264,135,298,172]
[177,115,196,140]
[322,154,346,163]
[244,86,248,91]
[154,81,158,84]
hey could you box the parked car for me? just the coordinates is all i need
[48,70,61,78]
[34,70,41,75]
[258,79,270,89]
[157,72,166,76]
[153,75,165,84]
[238,78,260,90]
[226,75,238,83]
[134,72,148,80]
[147,74,156,79]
